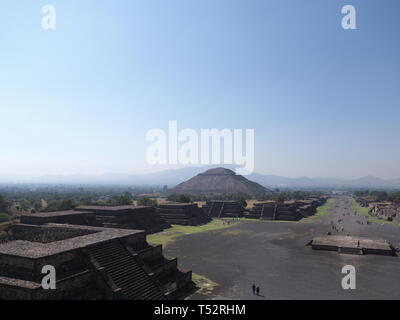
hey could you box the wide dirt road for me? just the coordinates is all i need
[164,196,400,300]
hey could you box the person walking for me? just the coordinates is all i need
[252,284,256,295]
[256,287,260,296]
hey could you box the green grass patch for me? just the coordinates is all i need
[0,213,11,223]
[239,217,298,223]
[147,219,242,247]
[190,273,219,297]
[300,198,337,223]
[350,198,396,225]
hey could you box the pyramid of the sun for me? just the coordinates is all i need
[169,167,271,196]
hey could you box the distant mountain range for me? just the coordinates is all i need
[2,166,400,189]
[247,174,400,189]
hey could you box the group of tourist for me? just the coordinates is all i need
[252,284,261,296]
[330,220,344,233]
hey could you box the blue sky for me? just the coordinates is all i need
[0,0,399,179]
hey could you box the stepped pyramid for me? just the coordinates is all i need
[169,167,271,196]
[0,223,193,300]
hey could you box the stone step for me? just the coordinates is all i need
[86,241,165,300]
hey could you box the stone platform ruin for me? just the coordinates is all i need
[20,205,170,234]
[157,203,211,226]
[202,200,244,218]
[0,223,192,300]
[308,235,396,256]
[245,197,327,221]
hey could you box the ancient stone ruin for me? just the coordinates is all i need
[157,203,211,226]
[245,197,327,221]
[0,223,192,300]
[369,203,400,224]
[245,201,273,219]
[21,205,170,234]
[355,197,400,224]
[355,196,371,207]
[202,200,245,218]
[308,235,396,256]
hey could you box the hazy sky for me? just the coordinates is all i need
[1,0,399,180]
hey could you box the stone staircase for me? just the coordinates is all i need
[204,201,244,218]
[157,204,211,226]
[272,204,278,220]
[217,202,225,218]
[211,201,224,218]
[85,241,165,300]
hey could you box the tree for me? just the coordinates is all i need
[58,199,76,211]
[0,213,11,223]
[19,199,31,212]
[167,194,191,203]
[0,195,9,213]
[137,197,157,207]
[44,200,59,212]
[237,197,247,208]
[42,199,76,212]
[29,197,43,212]
[112,194,133,206]
[276,194,286,204]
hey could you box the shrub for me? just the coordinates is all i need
[137,197,157,207]
[0,213,11,223]
[167,194,191,203]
